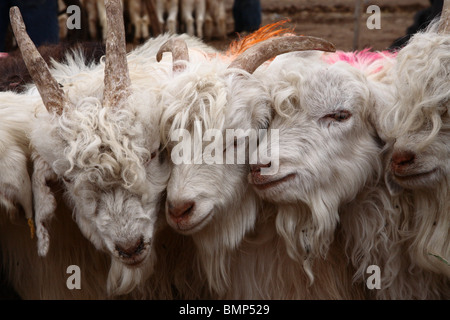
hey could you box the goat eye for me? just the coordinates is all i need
[324,110,352,122]
[151,151,157,159]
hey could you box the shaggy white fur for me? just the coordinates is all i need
[0,92,40,222]
[248,50,440,299]
[159,52,272,296]
[0,91,112,299]
[251,41,448,299]
[378,19,450,298]
[1,26,215,297]
[157,36,363,299]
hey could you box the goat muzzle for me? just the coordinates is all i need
[391,150,416,174]
[167,200,195,222]
[115,237,147,266]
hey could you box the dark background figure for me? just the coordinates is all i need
[389,0,444,51]
[59,0,90,43]
[233,0,262,34]
[0,0,60,52]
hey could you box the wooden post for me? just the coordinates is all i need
[145,0,162,36]
[353,0,362,51]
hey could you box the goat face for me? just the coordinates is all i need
[250,62,382,209]
[9,1,170,269]
[386,115,449,192]
[162,69,271,235]
[32,93,169,266]
[383,32,450,193]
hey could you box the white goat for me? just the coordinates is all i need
[157,35,340,298]
[0,93,35,222]
[127,0,151,44]
[58,0,69,41]
[0,89,206,299]
[249,38,448,299]
[378,5,450,295]
[6,1,170,297]
[204,0,227,40]
[80,0,101,40]
[2,3,220,297]
[156,0,179,34]
[180,0,206,38]
[0,91,112,299]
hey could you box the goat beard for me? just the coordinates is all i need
[407,178,450,277]
[275,198,339,285]
[106,253,156,297]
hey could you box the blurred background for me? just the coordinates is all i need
[247,0,432,51]
[210,0,433,51]
[0,0,435,54]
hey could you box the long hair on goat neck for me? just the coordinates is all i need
[0,188,111,299]
[158,42,273,297]
[223,204,366,299]
[384,19,449,276]
[249,49,431,299]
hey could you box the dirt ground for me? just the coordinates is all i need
[206,0,430,52]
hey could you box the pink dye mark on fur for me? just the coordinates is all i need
[323,48,397,74]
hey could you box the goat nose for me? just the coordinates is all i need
[250,162,271,174]
[115,237,145,258]
[168,201,195,219]
[392,150,415,168]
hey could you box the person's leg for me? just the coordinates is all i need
[243,0,261,32]
[0,1,13,51]
[233,0,244,33]
[233,0,261,32]
[13,0,59,47]
[233,0,261,33]
[431,0,444,17]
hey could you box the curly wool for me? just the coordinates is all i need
[382,22,450,146]
[53,97,150,194]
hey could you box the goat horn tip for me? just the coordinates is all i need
[156,51,163,62]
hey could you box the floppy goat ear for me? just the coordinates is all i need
[0,143,33,222]
[31,151,58,257]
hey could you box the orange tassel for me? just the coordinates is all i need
[226,19,295,59]
[27,218,35,239]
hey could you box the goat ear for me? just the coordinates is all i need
[384,170,404,196]
[31,151,58,256]
[0,145,33,221]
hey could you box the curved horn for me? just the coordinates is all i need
[228,36,336,74]
[103,0,131,108]
[9,7,65,115]
[438,0,450,33]
[156,38,190,73]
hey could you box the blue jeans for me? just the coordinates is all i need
[233,0,262,33]
[0,0,59,51]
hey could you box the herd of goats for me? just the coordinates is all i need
[57,0,227,43]
[0,0,448,300]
